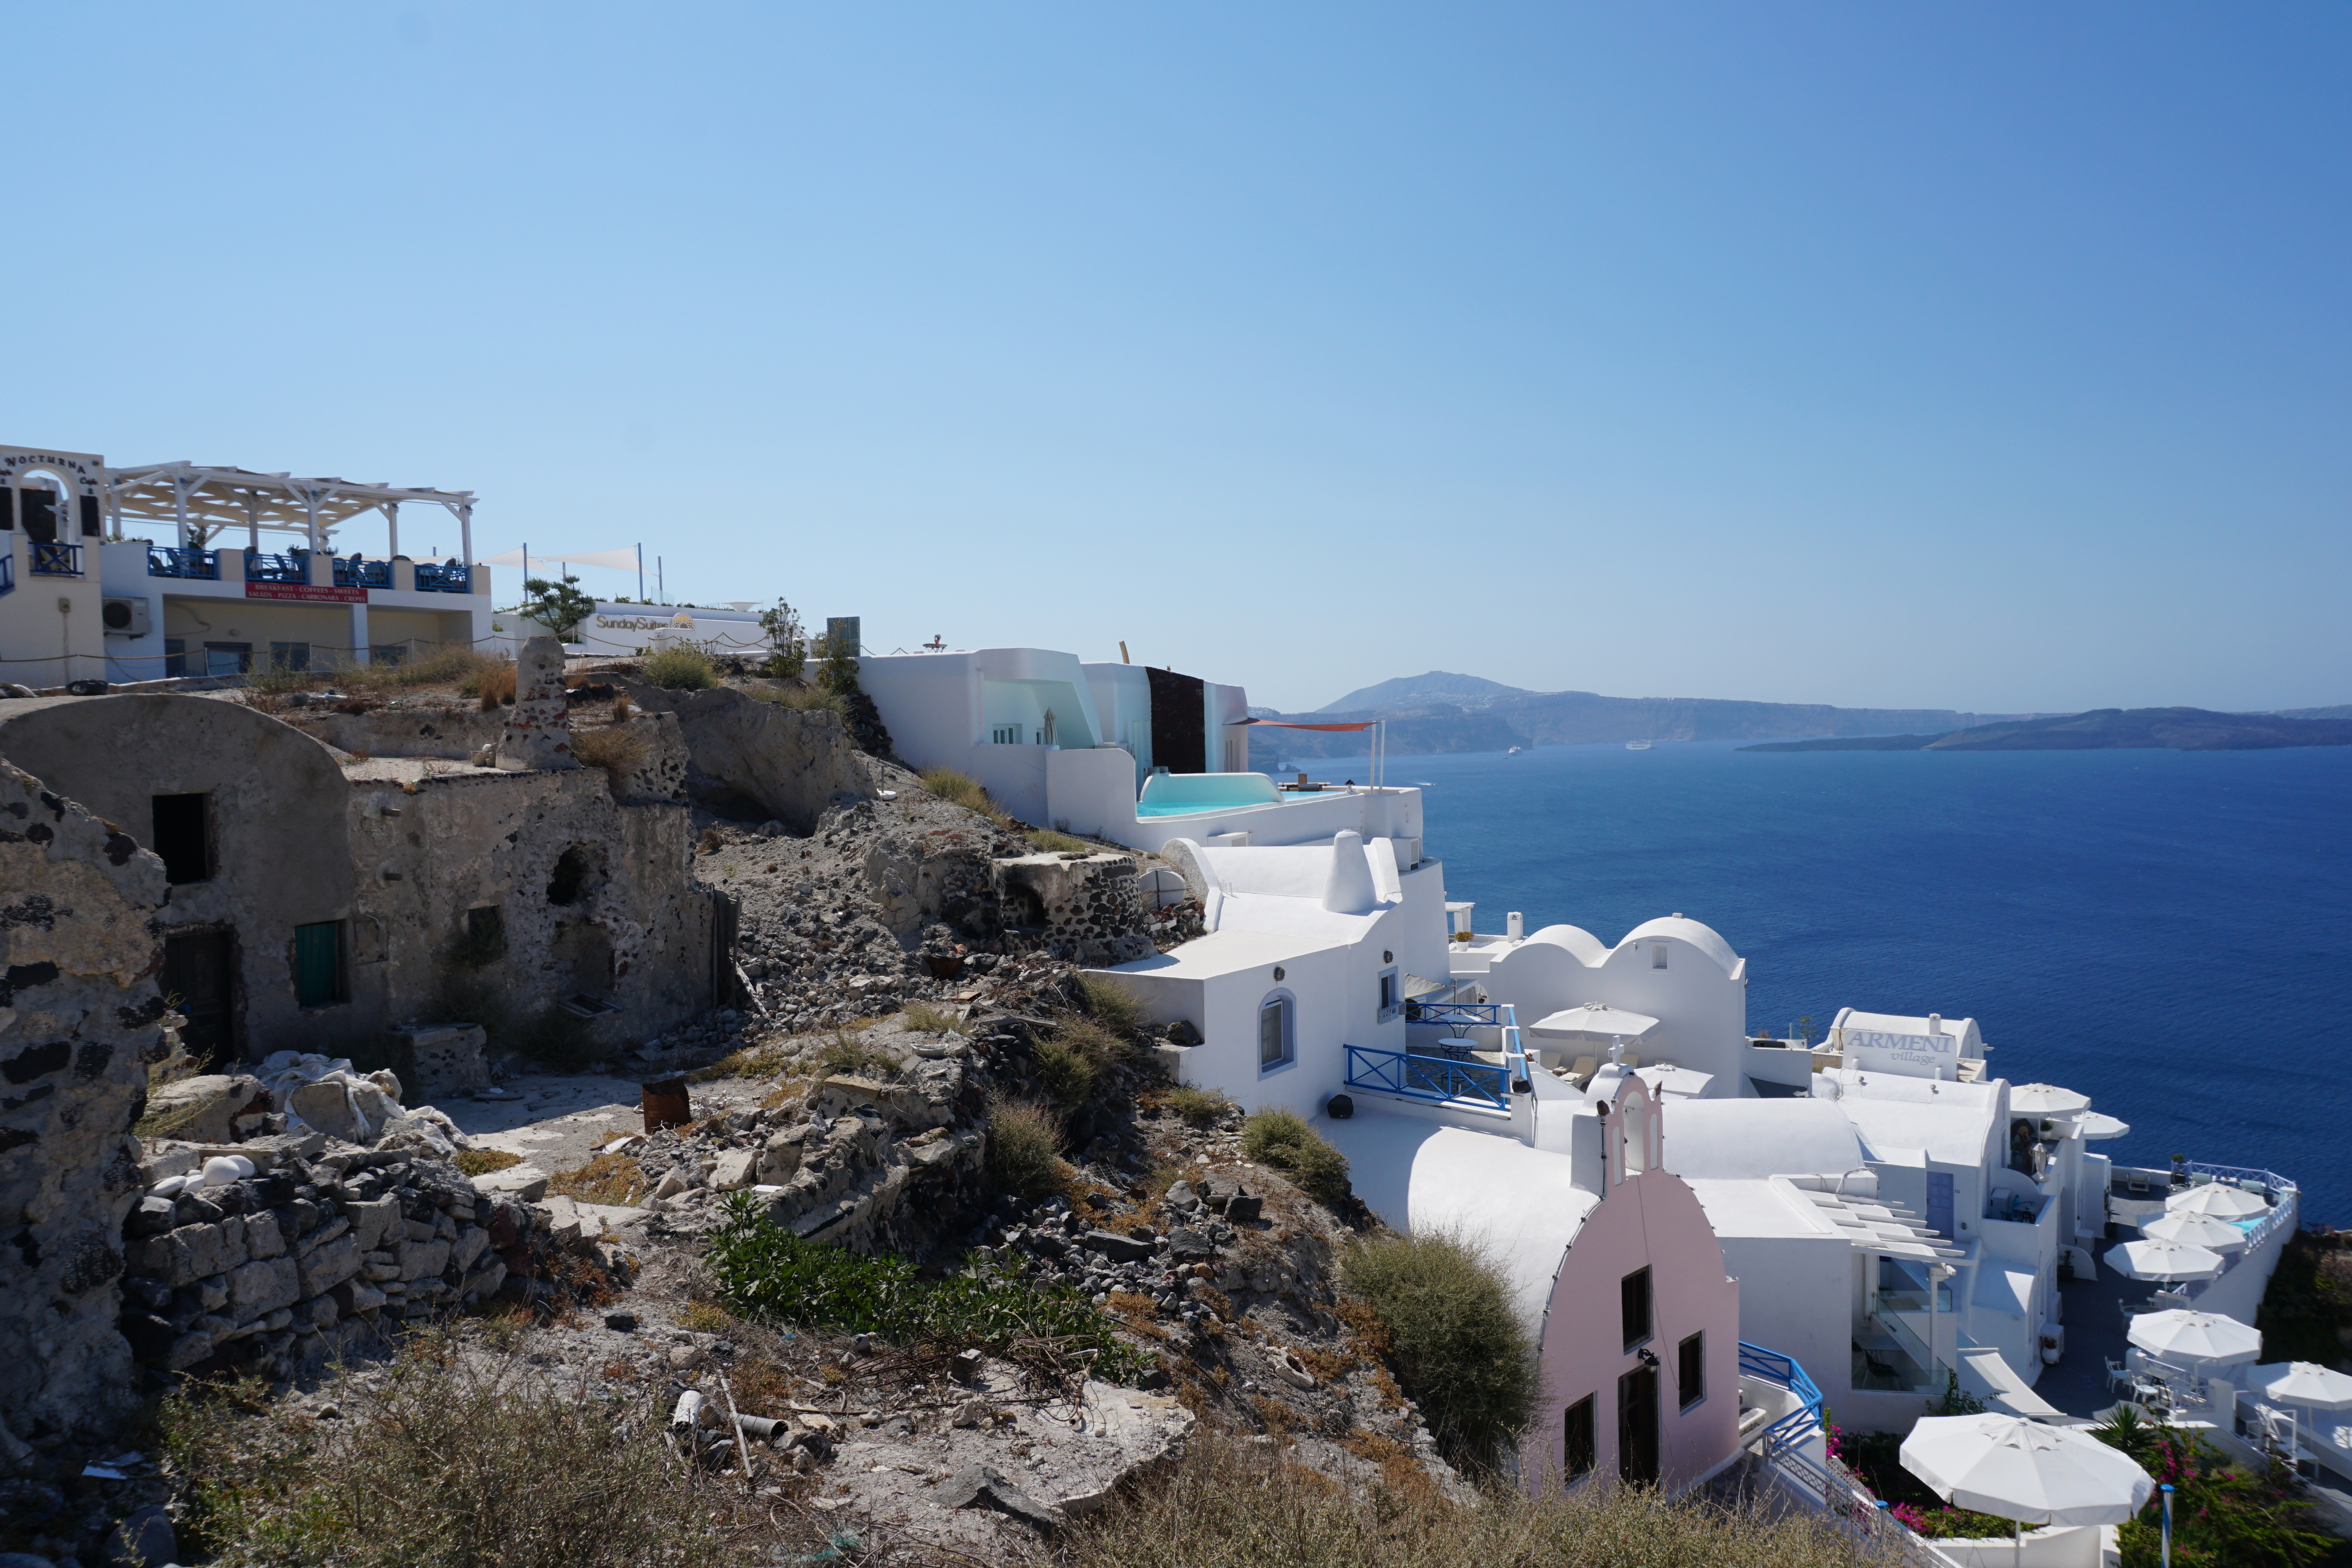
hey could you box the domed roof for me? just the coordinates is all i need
[1621,915,1742,975]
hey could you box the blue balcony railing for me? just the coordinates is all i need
[1402,998,1509,1028]
[1737,1341,1824,1458]
[413,561,470,593]
[147,545,219,580]
[1344,1044,1509,1110]
[245,550,309,583]
[332,555,393,589]
[0,553,13,597]
[29,541,83,576]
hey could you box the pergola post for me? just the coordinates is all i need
[174,474,190,549]
[305,488,322,554]
[383,501,399,558]
[245,492,260,553]
[457,503,473,569]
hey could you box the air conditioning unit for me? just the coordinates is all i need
[101,596,151,637]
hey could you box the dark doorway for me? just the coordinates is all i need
[162,930,236,1065]
[18,487,57,543]
[1145,666,1207,775]
[1617,1365,1659,1486]
[151,794,212,884]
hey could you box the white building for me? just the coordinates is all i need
[1,445,492,688]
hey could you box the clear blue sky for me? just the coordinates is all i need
[8,5,2347,714]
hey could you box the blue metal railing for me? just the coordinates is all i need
[413,561,470,592]
[1738,1341,1824,1458]
[1345,1044,1510,1110]
[0,553,12,597]
[333,555,393,589]
[30,540,83,576]
[146,545,219,580]
[245,550,309,583]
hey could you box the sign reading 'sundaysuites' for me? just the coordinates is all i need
[1843,1028,1957,1076]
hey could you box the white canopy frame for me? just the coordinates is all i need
[103,461,476,563]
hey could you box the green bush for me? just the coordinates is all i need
[985,1094,1068,1199]
[2089,1406,2345,1568]
[1241,1108,1351,1207]
[1035,1032,1101,1109]
[159,1340,767,1568]
[1341,1231,1538,1463]
[704,1193,1153,1381]
[640,644,717,690]
[920,767,990,811]
[1168,1085,1234,1128]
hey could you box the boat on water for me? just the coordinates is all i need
[1506,745,1523,754]
[1626,739,1653,750]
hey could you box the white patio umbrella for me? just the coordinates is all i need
[2106,1237,2226,1282]
[2009,1083,2092,1115]
[1526,1002,1661,1040]
[2075,1111,2130,1141]
[2167,1182,2269,1219]
[2139,1210,2249,1252]
[1900,1414,2154,1567]
[2257,1362,2352,1412]
[2127,1309,2262,1367]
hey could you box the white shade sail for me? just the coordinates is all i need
[2106,1238,2226,1282]
[2257,1362,2352,1412]
[1790,1186,1966,1263]
[1900,1414,2153,1528]
[2127,1309,2262,1366]
[2139,1211,2247,1252]
[2167,1183,2270,1219]
[2009,1083,2093,1115]
[1526,1004,1660,1040]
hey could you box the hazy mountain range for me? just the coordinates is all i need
[1741,707,2352,754]
[1237,671,2351,761]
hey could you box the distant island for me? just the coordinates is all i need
[1248,670,2035,762]
[1738,708,2352,754]
[1245,673,2352,763]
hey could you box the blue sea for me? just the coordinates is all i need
[1304,742,2352,1223]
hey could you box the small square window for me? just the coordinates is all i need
[1563,1394,1596,1481]
[1376,968,1400,1022]
[991,723,1022,745]
[1651,944,1668,969]
[1621,1266,1652,1351]
[1678,1332,1705,1410]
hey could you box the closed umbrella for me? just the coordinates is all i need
[1900,1414,2154,1568]
[2139,1211,2248,1253]
[2127,1309,2262,1368]
[2167,1182,2269,1219]
[2106,1238,2225,1282]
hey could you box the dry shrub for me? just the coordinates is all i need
[640,644,717,690]
[918,767,1014,828]
[546,1151,643,1206]
[452,1148,522,1176]
[1030,828,1093,853]
[1077,972,1148,1039]
[676,1299,733,1334]
[476,661,517,710]
[1169,1085,1234,1128]
[901,1001,965,1035]
[1068,1427,1886,1568]
[1341,1230,1536,1465]
[569,723,650,779]
[1242,1108,1351,1207]
[747,681,844,715]
[985,1093,1068,1199]
[159,1341,777,1568]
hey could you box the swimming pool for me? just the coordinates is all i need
[1134,774,1348,818]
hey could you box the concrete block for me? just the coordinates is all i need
[469,1163,549,1203]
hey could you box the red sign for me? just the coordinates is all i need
[245,581,366,604]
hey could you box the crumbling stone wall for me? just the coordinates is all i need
[619,680,875,830]
[993,852,1157,965]
[120,1141,519,1378]
[346,749,707,1054]
[0,757,168,1476]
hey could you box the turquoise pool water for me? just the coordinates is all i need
[1135,791,1341,818]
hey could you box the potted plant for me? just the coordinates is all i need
[2170,1152,2190,1189]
